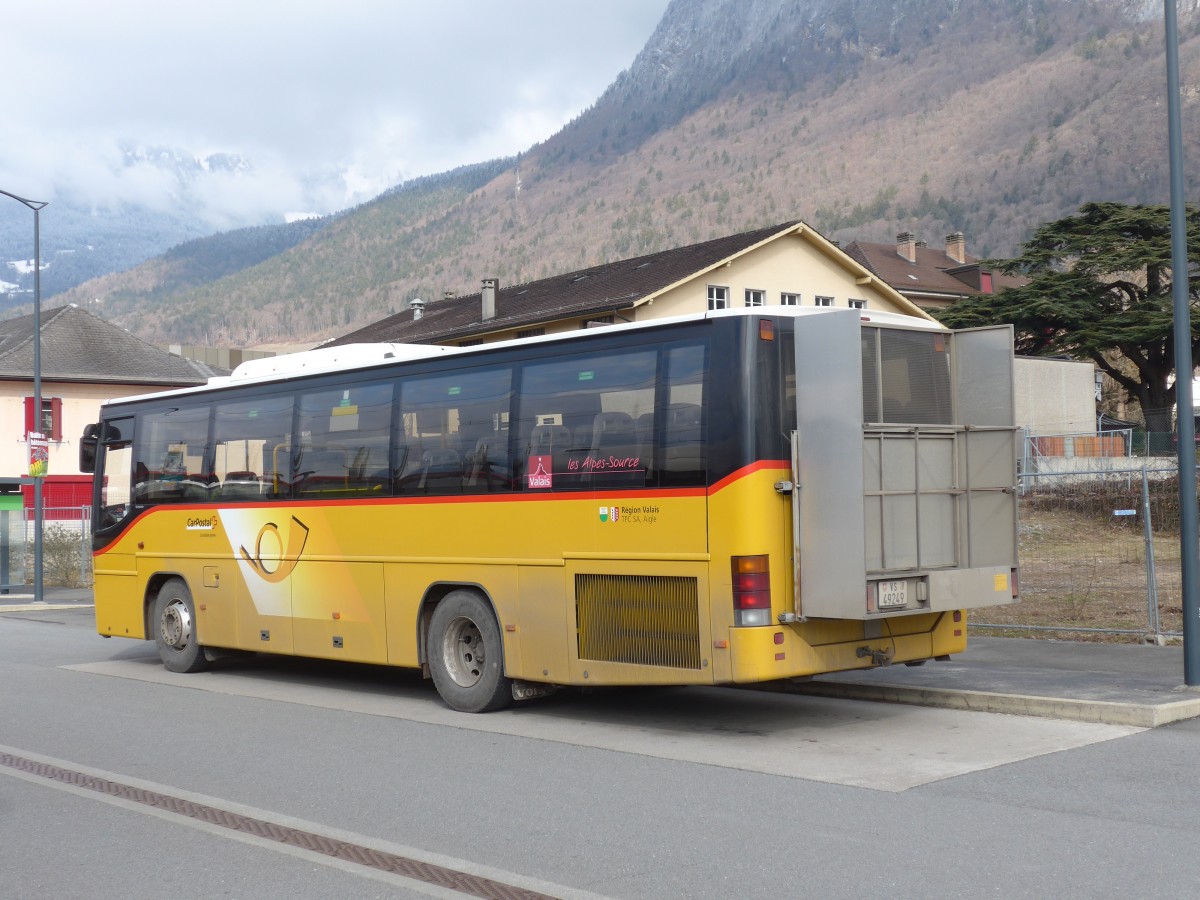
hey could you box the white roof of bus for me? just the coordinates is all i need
[104,306,944,405]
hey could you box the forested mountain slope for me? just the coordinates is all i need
[53,0,1200,346]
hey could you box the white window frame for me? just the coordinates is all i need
[708,285,729,310]
[848,298,867,310]
[744,288,765,307]
[779,292,799,306]
[815,295,834,307]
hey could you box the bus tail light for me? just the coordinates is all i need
[732,555,771,626]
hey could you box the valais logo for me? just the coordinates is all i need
[599,506,619,523]
[527,455,552,489]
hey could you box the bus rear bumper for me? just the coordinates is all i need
[725,612,967,683]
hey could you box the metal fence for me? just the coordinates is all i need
[973,464,1185,642]
[1022,429,1186,470]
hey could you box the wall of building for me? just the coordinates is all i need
[643,234,910,320]
[1013,356,1096,435]
[1,380,176,480]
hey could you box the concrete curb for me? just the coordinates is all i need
[0,603,94,613]
[778,680,1200,728]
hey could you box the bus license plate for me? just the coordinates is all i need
[877,580,908,609]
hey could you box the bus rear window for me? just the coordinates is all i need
[861,327,953,425]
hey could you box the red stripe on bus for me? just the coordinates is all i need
[707,460,789,495]
[92,465,788,558]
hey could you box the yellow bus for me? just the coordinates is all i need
[80,307,1019,712]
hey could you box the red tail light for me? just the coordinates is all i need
[732,555,771,626]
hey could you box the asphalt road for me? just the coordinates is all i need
[2,606,1196,899]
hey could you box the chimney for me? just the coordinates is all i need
[410,298,425,321]
[896,231,917,263]
[481,278,498,321]
[945,232,966,264]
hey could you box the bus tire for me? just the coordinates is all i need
[153,578,209,674]
[427,590,512,713]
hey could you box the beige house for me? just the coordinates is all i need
[330,221,1105,453]
[329,221,935,347]
[0,304,220,511]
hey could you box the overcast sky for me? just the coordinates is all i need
[0,1,671,224]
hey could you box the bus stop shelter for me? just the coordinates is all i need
[0,477,30,593]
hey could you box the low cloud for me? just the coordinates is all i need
[0,1,669,224]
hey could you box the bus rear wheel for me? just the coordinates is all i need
[153,578,209,674]
[428,590,512,713]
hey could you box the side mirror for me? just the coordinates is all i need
[79,423,100,474]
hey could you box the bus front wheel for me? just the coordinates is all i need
[427,590,512,713]
[153,578,209,674]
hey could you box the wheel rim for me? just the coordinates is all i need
[160,598,192,650]
[440,615,486,688]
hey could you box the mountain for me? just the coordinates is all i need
[0,144,352,314]
[39,0,1200,347]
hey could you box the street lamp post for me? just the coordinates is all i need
[1163,1,1198,687]
[1,188,48,605]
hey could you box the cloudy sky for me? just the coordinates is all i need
[0,1,671,225]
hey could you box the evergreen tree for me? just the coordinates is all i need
[935,202,1200,431]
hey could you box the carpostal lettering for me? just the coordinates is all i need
[186,517,216,531]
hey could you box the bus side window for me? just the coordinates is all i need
[213,397,294,501]
[516,347,656,491]
[132,406,212,504]
[396,367,513,496]
[659,343,707,487]
[295,382,393,499]
[97,417,135,530]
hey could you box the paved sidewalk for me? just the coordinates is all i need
[0,586,94,611]
[4,588,1198,727]
[784,636,1200,727]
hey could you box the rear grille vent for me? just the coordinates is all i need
[575,574,701,669]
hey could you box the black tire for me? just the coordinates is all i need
[153,578,209,674]
[427,590,512,712]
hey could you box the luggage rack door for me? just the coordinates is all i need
[791,312,1017,620]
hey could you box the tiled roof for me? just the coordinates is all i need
[328,222,807,346]
[0,304,222,385]
[842,240,1024,299]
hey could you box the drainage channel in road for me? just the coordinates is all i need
[0,749,557,900]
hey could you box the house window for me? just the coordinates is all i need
[516,327,546,339]
[780,292,799,306]
[815,295,834,307]
[24,396,62,441]
[581,315,615,329]
[848,298,867,309]
[459,338,484,347]
[745,289,765,307]
[707,285,729,310]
